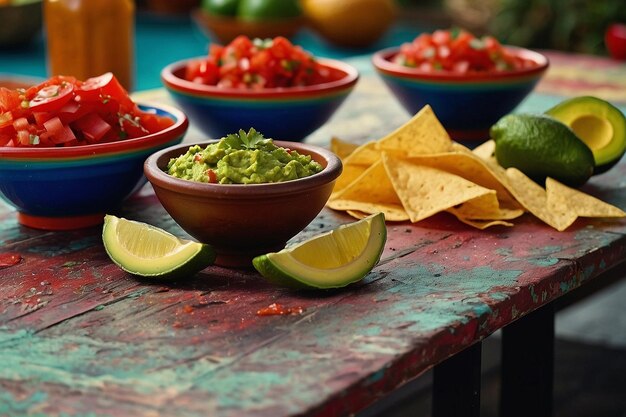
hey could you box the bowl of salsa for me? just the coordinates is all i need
[372,28,549,144]
[0,73,188,230]
[161,35,359,142]
[144,128,342,267]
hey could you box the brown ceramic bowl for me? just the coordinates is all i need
[144,140,342,267]
[191,8,304,44]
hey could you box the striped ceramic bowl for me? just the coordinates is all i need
[161,57,359,141]
[0,103,188,230]
[372,46,549,144]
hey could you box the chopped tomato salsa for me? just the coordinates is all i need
[0,73,174,148]
[185,35,343,89]
[393,28,538,73]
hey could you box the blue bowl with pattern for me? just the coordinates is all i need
[372,46,549,145]
[161,57,359,141]
[0,103,188,230]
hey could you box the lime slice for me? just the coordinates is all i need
[253,212,386,289]
[102,215,215,280]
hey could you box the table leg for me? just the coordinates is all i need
[432,341,482,417]
[500,302,555,417]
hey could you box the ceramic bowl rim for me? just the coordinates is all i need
[0,102,189,160]
[144,140,342,199]
[161,57,359,98]
[372,46,549,82]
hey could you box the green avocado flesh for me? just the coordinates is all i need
[546,96,626,173]
[490,114,595,187]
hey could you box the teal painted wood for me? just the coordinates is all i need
[1,67,626,417]
[1,160,624,416]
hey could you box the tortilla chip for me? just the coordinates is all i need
[546,178,626,218]
[330,164,368,199]
[448,212,514,229]
[472,139,496,161]
[329,200,409,222]
[327,161,410,222]
[346,210,369,220]
[330,137,359,160]
[505,168,578,231]
[378,105,452,154]
[448,193,524,221]
[343,141,380,166]
[403,152,520,208]
[324,104,623,232]
[382,153,497,223]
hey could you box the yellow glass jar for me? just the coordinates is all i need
[44,0,135,90]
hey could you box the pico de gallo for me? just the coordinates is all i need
[184,35,343,89]
[393,28,538,73]
[0,73,174,147]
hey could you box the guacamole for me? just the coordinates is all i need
[167,129,323,184]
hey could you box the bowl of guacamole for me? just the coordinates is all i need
[167,128,323,184]
[144,129,342,267]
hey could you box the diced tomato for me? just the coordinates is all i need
[43,117,76,144]
[393,29,537,73]
[1,73,173,148]
[185,60,219,85]
[139,112,174,133]
[29,82,74,113]
[72,113,111,143]
[184,36,336,88]
[0,87,23,113]
[78,72,115,101]
[206,169,218,183]
[0,112,13,129]
[77,72,134,112]
[13,117,30,132]
[16,130,30,146]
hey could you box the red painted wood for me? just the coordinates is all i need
[1,60,625,417]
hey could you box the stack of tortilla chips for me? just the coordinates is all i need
[327,105,625,231]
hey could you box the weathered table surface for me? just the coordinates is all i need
[1,53,625,417]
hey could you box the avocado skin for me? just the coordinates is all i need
[202,0,239,16]
[237,0,301,20]
[546,96,626,174]
[491,114,595,187]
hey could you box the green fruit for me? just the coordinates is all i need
[202,0,239,16]
[237,0,301,21]
[252,213,387,290]
[490,114,595,187]
[546,96,626,174]
[102,215,215,280]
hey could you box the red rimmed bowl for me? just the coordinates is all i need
[372,46,549,144]
[144,140,342,267]
[0,103,188,230]
[161,57,359,141]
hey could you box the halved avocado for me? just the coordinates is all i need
[546,96,626,174]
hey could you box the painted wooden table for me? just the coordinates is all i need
[1,53,626,417]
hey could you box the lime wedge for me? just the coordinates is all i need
[253,212,386,289]
[102,215,215,280]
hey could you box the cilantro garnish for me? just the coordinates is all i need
[224,128,268,150]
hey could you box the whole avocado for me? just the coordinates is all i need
[202,0,240,16]
[490,114,595,187]
[237,0,301,20]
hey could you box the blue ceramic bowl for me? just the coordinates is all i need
[161,57,359,141]
[0,103,188,230]
[372,46,549,144]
